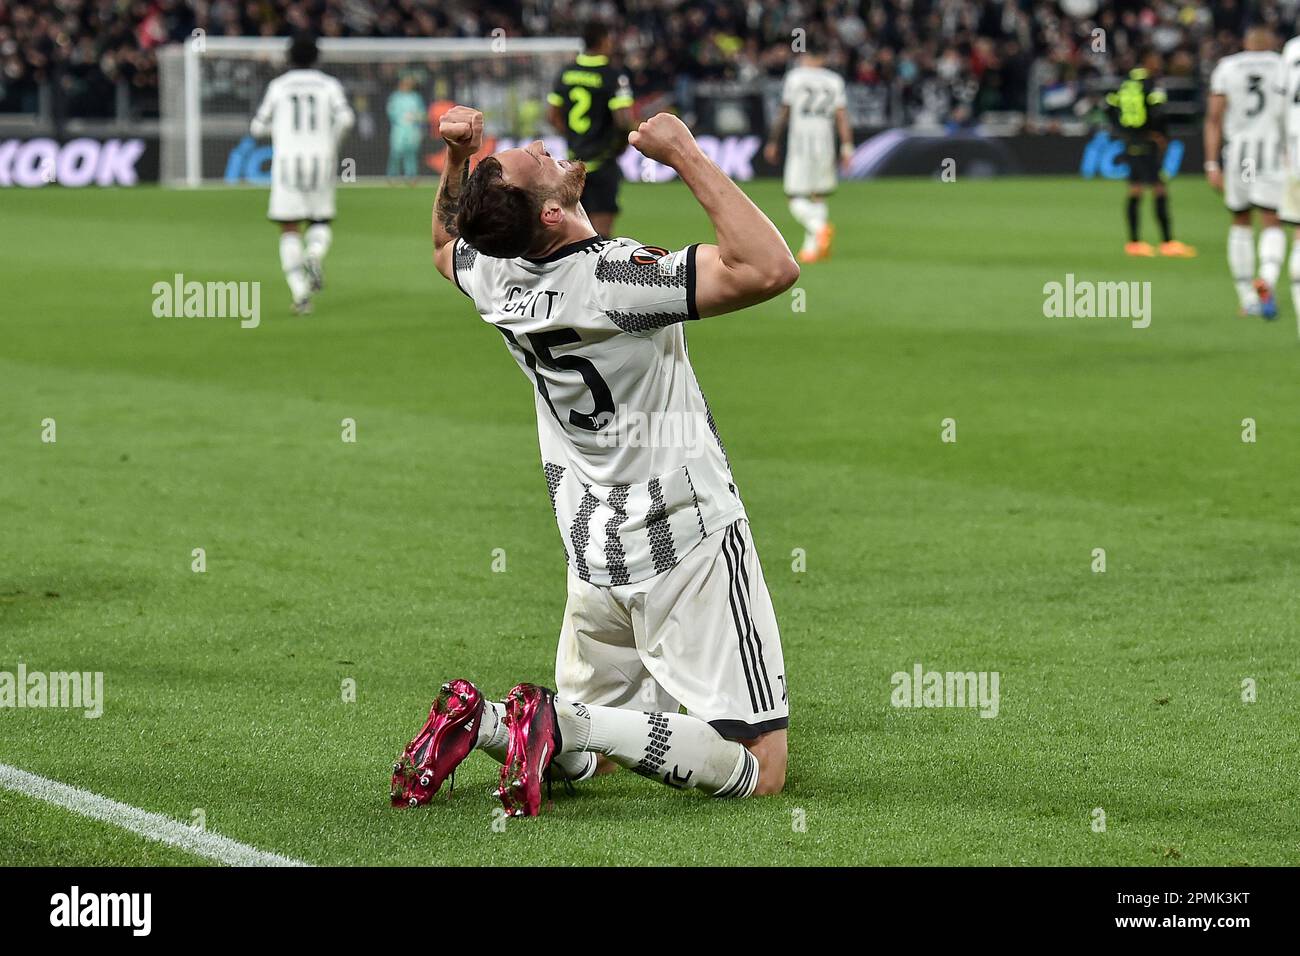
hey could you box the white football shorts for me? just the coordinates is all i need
[1223,136,1284,213]
[554,519,788,740]
[268,178,336,222]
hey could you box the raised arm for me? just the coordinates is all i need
[432,105,483,282]
[630,113,799,317]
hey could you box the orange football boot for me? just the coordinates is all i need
[1159,240,1197,258]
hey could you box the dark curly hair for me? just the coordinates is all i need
[289,33,319,68]
[456,157,540,259]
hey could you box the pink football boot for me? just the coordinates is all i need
[496,683,562,817]
[391,679,483,808]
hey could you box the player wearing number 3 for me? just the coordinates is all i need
[391,105,799,816]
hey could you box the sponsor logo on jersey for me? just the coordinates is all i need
[630,245,668,264]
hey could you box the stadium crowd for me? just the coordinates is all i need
[1,0,1296,121]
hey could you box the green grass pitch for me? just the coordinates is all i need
[1,175,1297,866]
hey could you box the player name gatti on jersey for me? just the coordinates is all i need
[49,886,151,936]
[151,273,261,329]
[0,666,103,718]
[501,284,566,318]
[1042,274,1151,328]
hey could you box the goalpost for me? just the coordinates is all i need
[158,36,581,187]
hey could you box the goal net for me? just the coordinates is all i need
[158,36,581,187]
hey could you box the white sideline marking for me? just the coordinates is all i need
[0,763,310,867]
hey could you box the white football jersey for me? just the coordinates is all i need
[452,235,745,587]
[1210,50,1284,142]
[780,65,846,161]
[251,69,354,192]
[1280,38,1300,163]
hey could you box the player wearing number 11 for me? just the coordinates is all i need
[250,33,354,314]
[403,105,799,816]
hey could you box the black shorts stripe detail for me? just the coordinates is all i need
[569,484,600,582]
[724,525,771,711]
[709,716,788,741]
[603,484,631,586]
[645,477,677,574]
[729,526,775,708]
[721,525,762,713]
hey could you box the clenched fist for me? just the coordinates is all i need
[628,112,701,168]
[440,105,483,161]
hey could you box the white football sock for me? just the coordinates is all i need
[279,232,312,303]
[806,198,829,234]
[474,698,510,764]
[555,698,758,797]
[304,222,332,263]
[469,698,594,778]
[1258,226,1285,289]
[788,197,818,253]
[1228,225,1257,307]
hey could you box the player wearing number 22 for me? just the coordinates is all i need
[546,22,634,240]
[391,105,799,816]
[250,33,354,315]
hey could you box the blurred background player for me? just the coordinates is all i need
[764,47,853,264]
[1204,26,1285,319]
[250,33,355,314]
[1106,59,1196,260]
[386,73,425,183]
[546,22,634,239]
[759,48,852,264]
[1281,28,1300,336]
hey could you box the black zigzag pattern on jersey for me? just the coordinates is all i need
[594,252,687,288]
[543,462,565,517]
[645,477,678,574]
[699,390,730,467]
[603,484,631,586]
[543,462,567,563]
[454,241,477,273]
[604,310,691,334]
[682,466,707,538]
[569,484,600,581]
[631,712,672,780]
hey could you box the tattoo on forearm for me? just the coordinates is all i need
[436,163,470,237]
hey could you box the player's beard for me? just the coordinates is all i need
[554,161,586,208]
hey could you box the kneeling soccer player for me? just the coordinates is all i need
[392,105,799,815]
